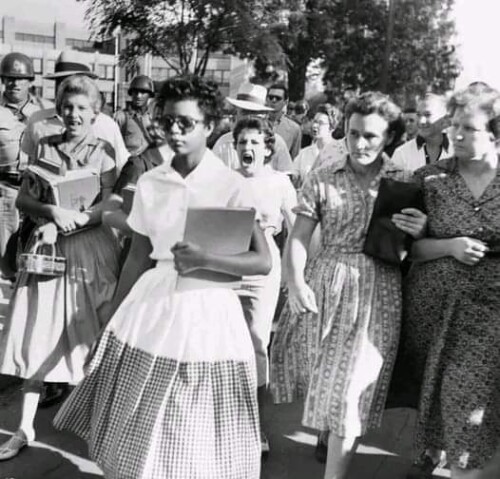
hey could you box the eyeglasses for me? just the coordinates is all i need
[267,95,284,102]
[161,115,203,133]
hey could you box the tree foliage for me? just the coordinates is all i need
[77,0,284,75]
[255,0,460,103]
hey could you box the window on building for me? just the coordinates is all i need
[205,69,230,88]
[46,60,55,74]
[32,58,42,74]
[66,38,95,52]
[32,86,43,97]
[105,65,114,80]
[15,32,54,45]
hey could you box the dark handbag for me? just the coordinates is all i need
[363,178,425,265]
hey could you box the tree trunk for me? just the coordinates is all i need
[287,57,308,101]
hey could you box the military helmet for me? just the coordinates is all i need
[0,52,35,80]
[128,75,154,96]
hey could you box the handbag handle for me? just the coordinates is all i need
[31,240,56,259]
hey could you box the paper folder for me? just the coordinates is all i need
[176,207,256,290]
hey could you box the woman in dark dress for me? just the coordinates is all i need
[404,85,500,479]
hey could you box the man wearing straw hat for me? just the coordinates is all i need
[212,82,293,172]
[21,50,129,171]
[0,52,53,281]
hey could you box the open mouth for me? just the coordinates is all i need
[241,152,254,165]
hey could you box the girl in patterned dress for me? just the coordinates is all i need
[233,117,297,454]
[270,92,427,479]
[404,86,500,479]
[0,75,120,460]
[54,75,271,479]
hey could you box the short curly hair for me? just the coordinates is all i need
[157,74,224,125]
[232,116,276,163]
[315,103,341,130]
[448,85,500,139]
[345,91,402,137]
[56,74,101,116]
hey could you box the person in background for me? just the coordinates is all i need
[291,100,313,148]
[271,91,427,479]
[0,52,53,281]
[267,83,302,159]
[233,116,296,456]
[21,50,129,171]
[54,74,271,479]
[0,75,120,461]
[292,103,341,188]
[403,85,500,479]
[213,82,293,172]
[114,75,155,156]
[402,106,419,142]
[391,93,453,177]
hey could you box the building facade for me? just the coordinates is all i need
[0,15,250,110]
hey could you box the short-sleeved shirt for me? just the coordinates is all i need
[112,144,172,195]
[271,114,302,159]
[22,108,130,170]
[23,132,116,218]
[212,131,293,173]
[127,148,256,260]
[238,170,296,234]
[391,134,453,179]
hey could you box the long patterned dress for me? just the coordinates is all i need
[0,133,120,384]
[403,157,500,470]
[271,155,405,437]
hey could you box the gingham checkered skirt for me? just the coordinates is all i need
[54,266,260,479]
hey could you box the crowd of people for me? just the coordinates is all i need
[0,48,497,479]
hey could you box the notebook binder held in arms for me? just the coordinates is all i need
[176,207,256,290]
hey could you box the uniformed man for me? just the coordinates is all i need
[114,75,155,155]
[0,52,52,279]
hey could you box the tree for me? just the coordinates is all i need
[77,0,285,76]
[320,0,460,104]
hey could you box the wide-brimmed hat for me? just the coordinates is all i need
[226,83,272,112]
[44,50,98,80]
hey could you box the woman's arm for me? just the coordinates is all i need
[411,237,489,266]
[108,231,153,316]
[286,215,319,314]
[172,221,272,278]
[101,192,133,235]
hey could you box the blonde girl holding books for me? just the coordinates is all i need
[0,75,120,460]
[54,75,271,479]
[233,116,297,455]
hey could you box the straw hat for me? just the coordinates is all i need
[44,50,98,80]
[226,83,272,111]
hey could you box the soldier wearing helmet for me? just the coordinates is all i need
[0,52,52,281]
[114,75,156,155]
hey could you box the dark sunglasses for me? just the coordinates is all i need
[161,115,203,133]
[267,94,284,102]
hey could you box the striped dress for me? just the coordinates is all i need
[271,155,405,437]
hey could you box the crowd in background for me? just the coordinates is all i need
[0,48,497,479]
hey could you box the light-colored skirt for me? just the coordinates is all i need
[54,261,260,479]
[0,225,119,383]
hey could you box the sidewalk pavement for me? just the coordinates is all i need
[0,280,451,479]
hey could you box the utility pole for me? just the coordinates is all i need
[380,0,396,92]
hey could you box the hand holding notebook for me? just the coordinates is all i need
[363,178,425,265]
[175,207,256,290]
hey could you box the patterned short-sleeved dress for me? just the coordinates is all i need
[0,133,120,384]
[402,158,500,470]
[54,151,260,479]
[271,155,405,437]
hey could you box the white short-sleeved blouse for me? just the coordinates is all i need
[127,149,255,260]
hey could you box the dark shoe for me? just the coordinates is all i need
[38,383,68,408]
[406,454,441,479]
[314,432,329,464]
[261,430,270,461]
[0,430,28,461]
